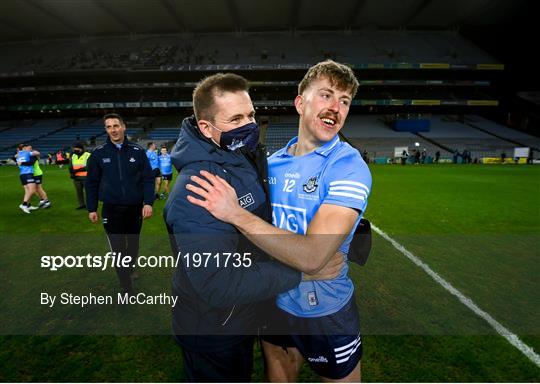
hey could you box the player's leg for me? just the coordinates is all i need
[262,339,304,382]
[26,182,38,209]
[155,177,161,195]
[322,361,361,383]
[35,177,51,208]
[164,179,170,194]
[19,178,32,213]
[154,169,161,198]
[24,181,35,203]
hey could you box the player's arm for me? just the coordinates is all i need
[167,166,303,308]
[187,170,358,274]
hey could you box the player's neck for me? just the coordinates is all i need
[294,128,322,156]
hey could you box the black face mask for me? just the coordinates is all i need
[209,121,260,152]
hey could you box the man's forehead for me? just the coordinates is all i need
[105,118,122,126]
[213,90,254,117]
[307,76,353,97]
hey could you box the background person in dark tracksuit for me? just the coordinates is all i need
[86,113,154,294]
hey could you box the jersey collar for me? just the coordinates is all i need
[280,134,340,158]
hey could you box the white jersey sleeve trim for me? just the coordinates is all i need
[328,191,365,200]
[329,186,368,196]
[329,180,370,193]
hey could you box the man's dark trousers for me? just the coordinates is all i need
[102,203,142,292]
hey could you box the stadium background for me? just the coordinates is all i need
[0,0,539,381]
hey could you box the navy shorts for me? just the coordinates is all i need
[261,296,362,380]
[34,175,42,184]
[20,173,36,185]
[153,168,161,178]
[162,173,172,181]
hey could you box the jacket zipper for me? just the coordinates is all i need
[222,305,236,326]
[116,148,126,198]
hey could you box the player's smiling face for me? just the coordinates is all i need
[295,76,352,144]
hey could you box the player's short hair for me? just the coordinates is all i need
[103,113,125,126]
[147,142,155,149]
[192,73,249,122]
[298,60,359,98]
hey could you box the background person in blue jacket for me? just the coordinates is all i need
[85,113,154,294]
[163,73,342,382]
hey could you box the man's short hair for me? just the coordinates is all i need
[147,142,154,149]
[103,113,125,126]
[298,60,359,98]
[192,73,249,122]
[73,142,85,150]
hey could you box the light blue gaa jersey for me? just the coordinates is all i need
[17,150,34,175]
[268,135,372,318]
[146,149,159,170]
[159,153,172,175]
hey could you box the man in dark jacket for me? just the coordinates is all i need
[164,74,341,382]
[86,113,154,294]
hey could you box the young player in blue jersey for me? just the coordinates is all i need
[157,146,173,199]
[186,60,370,382]
[146,142,161,199]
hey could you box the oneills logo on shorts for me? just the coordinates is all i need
[238,193,255,209]
[308,356,328,363]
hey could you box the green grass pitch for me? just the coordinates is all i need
[0,163,539,381]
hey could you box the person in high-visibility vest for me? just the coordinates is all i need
[69,142,91,209]
[30,145,52,209]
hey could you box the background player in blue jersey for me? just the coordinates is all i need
[187,60,370,382]
[157,145,172,199]
[146,142,161,199]
[16,143,40,213]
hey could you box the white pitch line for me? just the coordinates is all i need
[371,223,540,367]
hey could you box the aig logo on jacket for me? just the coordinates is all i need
[238,193,255,209]
[129,157,136,163]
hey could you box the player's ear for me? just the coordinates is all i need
[197,119,213,139]
[294,95,304,116]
